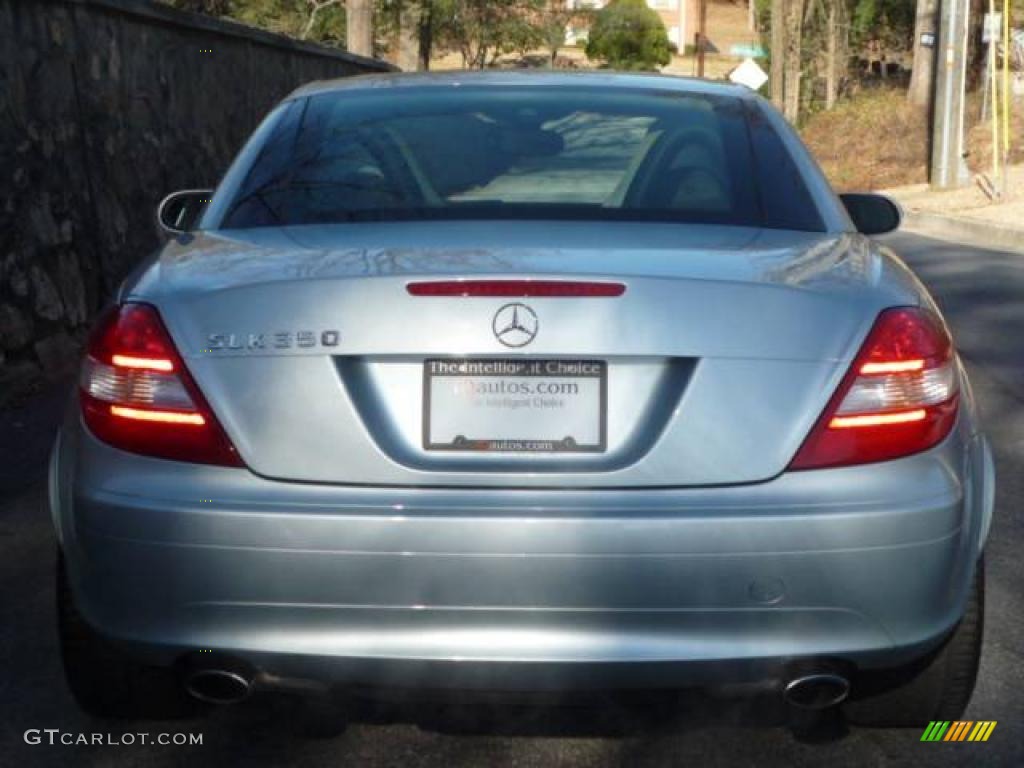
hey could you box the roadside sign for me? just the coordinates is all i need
[982,13,1001,43]
[729,43,766,58]
[728,58,768,91]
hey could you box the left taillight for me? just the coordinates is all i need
[80,303,244,467]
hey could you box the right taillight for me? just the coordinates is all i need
[80,302,244,467]
[789,307,959,470]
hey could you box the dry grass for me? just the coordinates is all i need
[965,102,1024,176]
[802,85,1024,192]
[800,86,930,192]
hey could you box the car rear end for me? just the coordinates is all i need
[51,74,993,720]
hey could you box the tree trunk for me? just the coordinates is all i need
[346,0,373,57]
[418,2,433,71]
[907,0,939,107]
[397,1,420,71]
[825,1,838,109]
[770,0,786,109]
[782,0,803,122]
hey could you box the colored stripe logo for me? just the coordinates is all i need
[921,721,997,742]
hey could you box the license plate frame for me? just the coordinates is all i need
[423,359,607,453]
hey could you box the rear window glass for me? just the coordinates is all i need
[219,87,825,233]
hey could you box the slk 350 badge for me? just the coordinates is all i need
[206,330,341,351]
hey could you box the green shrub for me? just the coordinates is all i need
[584,0,671,71]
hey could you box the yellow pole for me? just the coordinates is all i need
[989,0,1000,183]
[1003,0,1011,159]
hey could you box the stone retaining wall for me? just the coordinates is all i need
[0,0,393,401]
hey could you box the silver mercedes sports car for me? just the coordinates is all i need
[51,72,993,727]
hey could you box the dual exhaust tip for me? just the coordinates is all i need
[181,655,850,712]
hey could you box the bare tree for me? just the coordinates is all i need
[440,1,542,71]
[302,0,343,40]
[539,0,578,67]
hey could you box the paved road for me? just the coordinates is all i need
[1,232,1021,767]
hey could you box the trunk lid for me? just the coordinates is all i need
[134,221,918,487]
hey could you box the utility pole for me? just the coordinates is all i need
[696,0,708,78]
[930,0,970,189]
[346,0,374,58]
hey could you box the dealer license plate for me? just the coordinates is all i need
[423,359,607,453]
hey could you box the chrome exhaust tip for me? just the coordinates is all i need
[185,668,252,704]
[182,656,255,704]
[783,673,850,710]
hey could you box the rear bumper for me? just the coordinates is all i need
[52,421,994,690]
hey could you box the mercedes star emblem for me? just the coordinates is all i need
[492,303,539,348]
